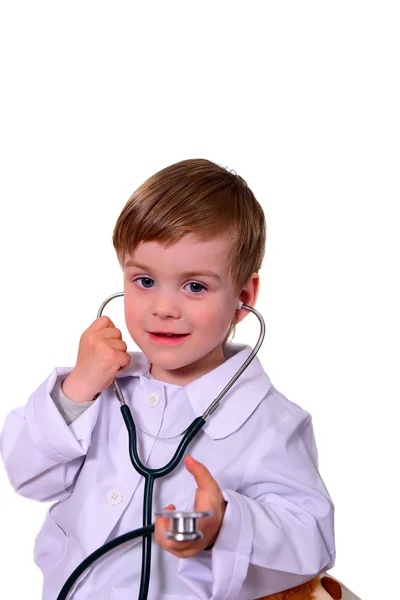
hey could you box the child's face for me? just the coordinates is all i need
[123,233,253,385]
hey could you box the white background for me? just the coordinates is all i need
[0,2,399,599]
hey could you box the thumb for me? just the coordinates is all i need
[185,455,217,491]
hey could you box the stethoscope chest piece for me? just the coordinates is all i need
[156,511,212,542]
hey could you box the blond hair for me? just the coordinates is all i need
[113,158,266,342]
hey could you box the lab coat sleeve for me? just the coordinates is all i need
[0,366,102,503]
[177,411,335,600]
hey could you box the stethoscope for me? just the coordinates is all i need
[57,291,265,600]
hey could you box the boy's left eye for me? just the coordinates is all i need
[186,282,206,293]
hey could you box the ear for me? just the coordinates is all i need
[234,272,260,325]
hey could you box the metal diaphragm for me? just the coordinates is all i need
[156,510,212,542]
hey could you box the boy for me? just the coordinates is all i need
[0,159,335,599]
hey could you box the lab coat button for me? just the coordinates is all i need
[107,489,123,505]
[147,392,160,407]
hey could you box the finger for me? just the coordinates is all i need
[155,504,196,550]
[116,352,131,370]
[90,316,115,330]
[108,339,128,352]
[157,504,198,546]
[184,455,219,492]
[101,327,124,339]
[154,504,174,540]
[158,503,176,530]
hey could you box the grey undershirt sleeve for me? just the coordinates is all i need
[51,377,95,425]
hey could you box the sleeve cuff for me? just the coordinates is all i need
[25,367,102,463]
[51,376,95,426]
[177,489,253,600]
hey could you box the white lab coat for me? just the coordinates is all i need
[0,343,335,599]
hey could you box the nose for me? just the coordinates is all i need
[151,293,181,319]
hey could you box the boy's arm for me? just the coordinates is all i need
[0,367,101,502]
[177,411,335,599]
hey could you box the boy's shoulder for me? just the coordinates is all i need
[267,385,311,420]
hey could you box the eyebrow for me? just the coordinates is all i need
[124,260,222,282]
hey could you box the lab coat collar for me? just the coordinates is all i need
[116,343,272,440]
[184,343,272,439]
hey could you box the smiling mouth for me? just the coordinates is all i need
[150,332,189,337]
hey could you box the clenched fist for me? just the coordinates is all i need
[62,316,131,403]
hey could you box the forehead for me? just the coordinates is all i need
[124,234,231,274]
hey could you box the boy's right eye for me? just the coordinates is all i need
[135,277,155,289]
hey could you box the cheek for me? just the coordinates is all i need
[124,294,139,324]
[192,301,232,329]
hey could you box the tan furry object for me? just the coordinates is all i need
[256,576,321,600]
[255,573,351,600]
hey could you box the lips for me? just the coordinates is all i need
[150,332,188,337]
[148,332,189,345]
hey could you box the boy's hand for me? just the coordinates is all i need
[154,455,227,558]
[62,316,131,403]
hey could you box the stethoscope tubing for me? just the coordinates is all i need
[57,292,265,600]
[121,409,206,600]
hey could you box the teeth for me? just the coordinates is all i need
[155,333,176,337]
